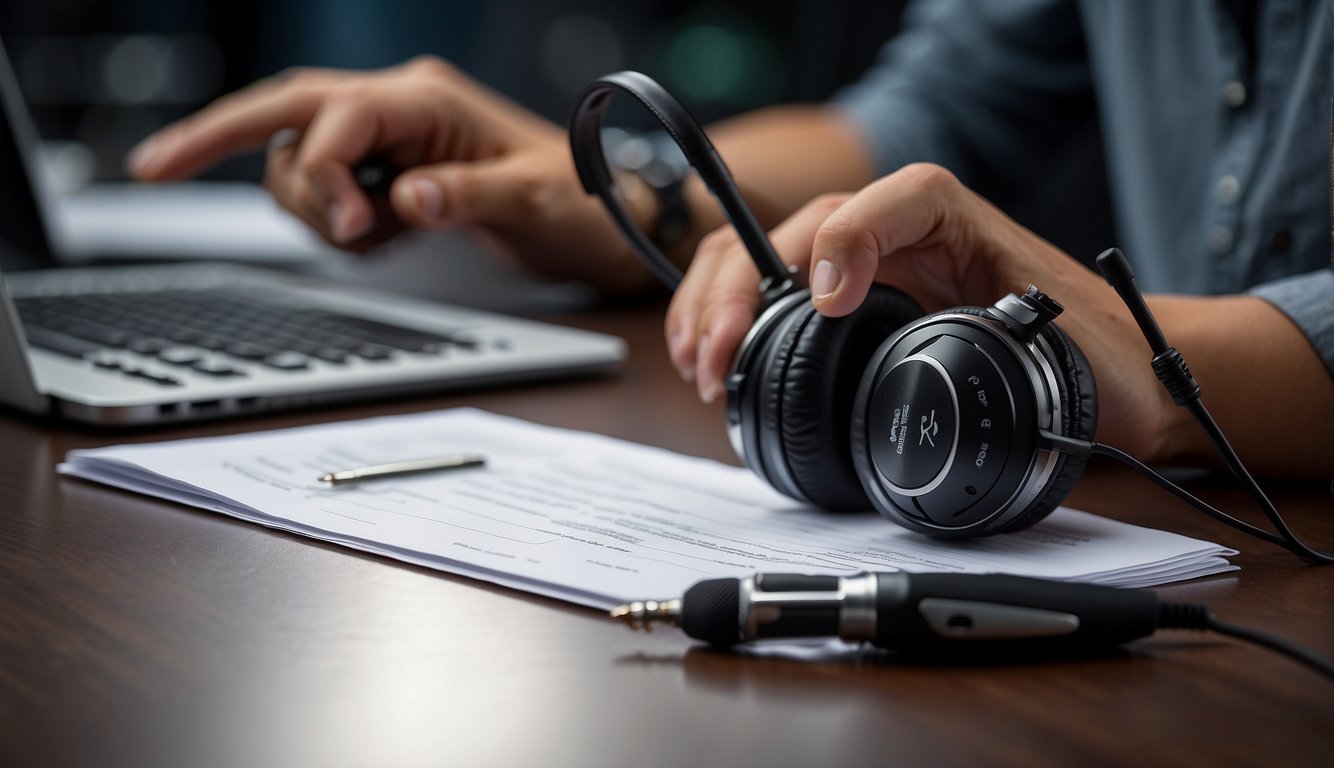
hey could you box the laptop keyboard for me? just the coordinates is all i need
[15,288,487,386]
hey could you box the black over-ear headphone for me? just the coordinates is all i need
[570,71,1097,537]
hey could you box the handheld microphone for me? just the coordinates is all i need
[615,572,1160,651]
[610,571,1334,678]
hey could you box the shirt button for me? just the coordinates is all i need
[1209,226,1234,254]
[1268,228,1293,253]
[1215,175,1240,205]
[1222,80,1247,108]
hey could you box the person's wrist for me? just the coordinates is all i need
[605,130,693,255]
[613,169,660,237]
[1130,296,1230,465]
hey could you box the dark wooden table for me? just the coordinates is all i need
[2,302,1331,768]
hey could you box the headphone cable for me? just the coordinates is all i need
[1094,248,1332,563]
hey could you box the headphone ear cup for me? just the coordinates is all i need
[989,321,1099,532]
[756,284,922,510]
[850,305,1098,536]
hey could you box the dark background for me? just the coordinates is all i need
[1,0,1112,264]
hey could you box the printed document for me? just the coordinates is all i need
[59,408,1236,609]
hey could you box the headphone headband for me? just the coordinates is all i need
[569,71,798,300]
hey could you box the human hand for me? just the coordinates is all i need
[665,163,1174,461]
[126,56,653,294]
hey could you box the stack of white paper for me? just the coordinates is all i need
[59,408,1236,609]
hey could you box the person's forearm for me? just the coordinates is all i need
[708,104,878,219]
[1145,294,1334,479]
[660,105,877,268]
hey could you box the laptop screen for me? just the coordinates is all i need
[0,38,61,272]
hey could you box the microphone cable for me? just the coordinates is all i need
[1093,248,1333,564]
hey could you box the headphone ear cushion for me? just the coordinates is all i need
[759,284,923,510]
[992,320,1099,532]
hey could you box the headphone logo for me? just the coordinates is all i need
[919,411,939,447]
[889,405,940,451]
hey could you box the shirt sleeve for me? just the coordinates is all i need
[1250,268,1334,375]
[832,0,1094,197]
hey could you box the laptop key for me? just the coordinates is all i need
[123,368,182,386]
[157,347,204,365]
[168,328,202,344]
[353,344,393,361]
[312,333,364,350]
[191,359,244,377]
[262,351,310,370]
[225,341,273,360]
[332,317,454,352]
[127,337,172,355]
[59,319,132,348]
[194,335,231,351]
[294,341,349,363]
[311,348,350,364]
[22,326,103,359]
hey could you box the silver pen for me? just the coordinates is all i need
[318,452,487,485]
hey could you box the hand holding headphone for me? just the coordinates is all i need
[570,71,1097,536]
[570,71,1333,560]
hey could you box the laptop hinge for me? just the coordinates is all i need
[0,275,51,414]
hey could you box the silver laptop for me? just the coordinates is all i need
[0,41,624,426]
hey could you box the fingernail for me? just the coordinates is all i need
[328,202,348,241]
[127,135,164,177]
[700,377,722,404]
[668,331,695,381]
[412,178,444,222]
[697,334,720,403]
[328,202,372,243]
[811,259,843,299]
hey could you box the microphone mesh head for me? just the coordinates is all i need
[681,578,742,646]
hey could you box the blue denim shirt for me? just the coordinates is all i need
[835,0,1333,373]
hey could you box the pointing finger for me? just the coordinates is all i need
[127,68,346,181]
